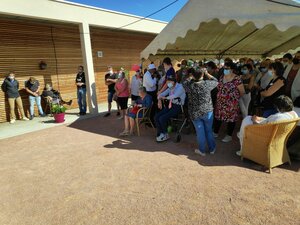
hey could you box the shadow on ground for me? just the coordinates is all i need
[68,114,300,173]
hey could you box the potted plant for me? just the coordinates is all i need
[51,104,67,123]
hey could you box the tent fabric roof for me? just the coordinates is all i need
[141,0,300,60]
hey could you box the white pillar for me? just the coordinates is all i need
[79,22,98,114]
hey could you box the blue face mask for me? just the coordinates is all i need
[167,82,174,89]
[241,69,248,75]
[259,67,268,73]
[267,70,273,77]
[223,69,231,76]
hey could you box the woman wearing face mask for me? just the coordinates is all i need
[260,62,286,117]
[156,76,186,142]
[1,72,29,123]
[115,71,130,120]
[183,68,219,156]
[130,70,142,104]
[213,62,245,143]
[239,64,255,118]
[253,60,273,107]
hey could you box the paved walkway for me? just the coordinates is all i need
[0,102,118,140]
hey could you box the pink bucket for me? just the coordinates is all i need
[54,113,65,123]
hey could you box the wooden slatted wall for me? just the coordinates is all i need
[0,18,156,122]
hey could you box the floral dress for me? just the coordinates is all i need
[215,75,242,122]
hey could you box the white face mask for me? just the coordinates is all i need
[167,82,174,89]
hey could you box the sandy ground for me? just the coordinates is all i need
[0,115,299,225]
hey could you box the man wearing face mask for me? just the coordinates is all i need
[104,66,120,117]
[1,72,29,123]
[143,63,157,123]
[283,51,300,103]
[282,53,293,70]
[155,76,186,142]
[25,77,46,120]
[157,57,176,94]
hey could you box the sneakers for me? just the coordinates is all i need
[156,133,169,142]
[222,135,232,143]
[119,130,130,136]
[210,148,216,155]
[30,115,34,120]
[236,150,242,156]
[213,132,218,138]
[40,113,47,117]
[22,117,29,121]
[10,119,16,124]
[195,149,206,156]
[117,116,124,120]
[104,112,111,117]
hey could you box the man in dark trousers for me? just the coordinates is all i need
[75,65,87,115]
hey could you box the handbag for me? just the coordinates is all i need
[131,105,140,115]
[113,93,118,101]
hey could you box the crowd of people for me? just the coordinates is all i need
[1,51,299,157]
[104,52,300,156]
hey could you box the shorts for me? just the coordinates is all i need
[131,94,139,101]
[107,91,115,103]
[117,97,129,110]
[128,111,143,119]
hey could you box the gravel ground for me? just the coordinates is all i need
[0,115,299,225]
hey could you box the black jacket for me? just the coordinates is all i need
[1,78,20,98]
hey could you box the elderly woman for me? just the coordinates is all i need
[183,68,219,156]
[156,76,186,142]
[236,95,298,156]
[42,84,72,105]
[115,71,130,120]
[214,62,245,143]
[119,87,152,136]
[260,62,286,117]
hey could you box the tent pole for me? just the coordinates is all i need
[218,28,259,58]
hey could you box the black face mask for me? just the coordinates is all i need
[293,58,299,65]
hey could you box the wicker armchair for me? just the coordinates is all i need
[241,118,300,173]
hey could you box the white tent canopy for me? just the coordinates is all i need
[141,0,300,60]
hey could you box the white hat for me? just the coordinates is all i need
[148,64,156,70]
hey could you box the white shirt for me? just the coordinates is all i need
[158,83,186,106]
[131,75,142,96]
[143,71,157,92]
[255,72,273,90]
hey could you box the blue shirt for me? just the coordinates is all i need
[136,94,152,108]
[166,67,175,79]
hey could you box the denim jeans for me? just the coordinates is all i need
[192,111,216,153]
[155,104,181,136]
[77,88,87,113]
[29,95,44,116]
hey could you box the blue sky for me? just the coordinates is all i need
[68,0,189,22]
